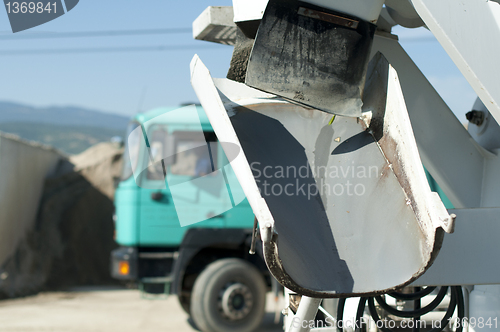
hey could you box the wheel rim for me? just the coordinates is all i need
[220,283,254,320]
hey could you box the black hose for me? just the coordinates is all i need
[454,286,465,332]
[355,297,367,332]
[337,286,466,332]
[367,297,394,332]
[375,286,448,318]
[389,286,436,301]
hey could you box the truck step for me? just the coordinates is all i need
[141,276,172,283]
[139,276,172,300]
[138,252,178,259]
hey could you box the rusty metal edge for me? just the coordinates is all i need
[263,227,445,298]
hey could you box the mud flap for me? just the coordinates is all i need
[190,53,454,298]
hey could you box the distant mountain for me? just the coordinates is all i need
[0,122,125,155]
[0,101,130,155]
[0,101,129,131]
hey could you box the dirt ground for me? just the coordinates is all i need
[0,286,283,332]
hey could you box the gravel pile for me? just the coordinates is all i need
[0,142,123,299]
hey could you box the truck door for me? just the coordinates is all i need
[138,127,227,246]
[165,130,231,227]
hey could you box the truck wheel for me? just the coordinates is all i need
[190,258,267,332]
[178,293,191,314]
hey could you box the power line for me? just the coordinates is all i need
[0,27,439,43]
[0,28,192,40]
[399,37,437,43]
[0,44,227,56]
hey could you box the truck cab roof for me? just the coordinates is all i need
[132,105,211,127]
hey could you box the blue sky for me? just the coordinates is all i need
[0,1,476,122]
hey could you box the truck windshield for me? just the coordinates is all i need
[121,122,141,180]
[171,131,217,177]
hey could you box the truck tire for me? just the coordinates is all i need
[190,258,267,332]
[178,293,191,314]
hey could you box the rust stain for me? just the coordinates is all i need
[363,110,429,247]
[297,7,359,30]
[294,91,305,100]
[379,163,392,180]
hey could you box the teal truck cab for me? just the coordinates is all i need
[111,106,271,332]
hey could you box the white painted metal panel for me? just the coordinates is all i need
[411,0,500,124]
[232,0,268,23]
[190,55,276,243]
[192,6,236,45]
[371,34,488,209]
[233,0,385,23]
[302,0,384,23]
[413,208,500,286]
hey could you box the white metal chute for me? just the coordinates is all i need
[191,54,453,297]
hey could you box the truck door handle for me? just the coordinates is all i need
[206,212,224,219]
[151,192,164,201]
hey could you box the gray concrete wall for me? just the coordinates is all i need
[0,133,62,267]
